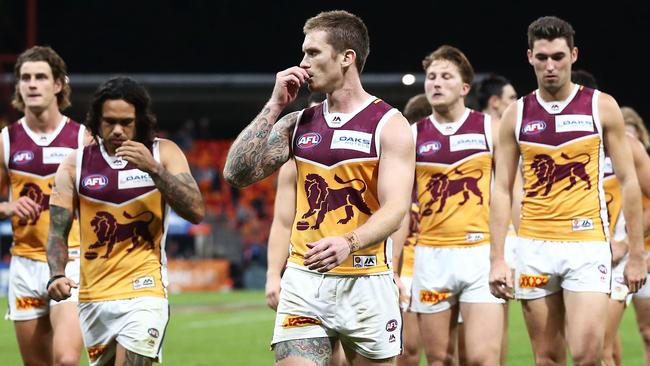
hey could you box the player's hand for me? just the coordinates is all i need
[624,253,647,293]
[265,273,282,310]
[393,272,410,309]
[2,196,41,221]
[489,259,515,300]
[115,140,160,174]
[304,236,350,273]
[269,67,310,108]
[47,276,78,302]
[611,239,629,264]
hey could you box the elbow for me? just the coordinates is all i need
[223,168,248,188]
[189,204,206,224]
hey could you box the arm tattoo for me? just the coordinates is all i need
[223,109,299,187]
[46,205,73,276]
[151,170,204,223]
[273,337,334,366]
[122,349,153,366]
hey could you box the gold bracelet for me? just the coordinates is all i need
[344,231,361,253]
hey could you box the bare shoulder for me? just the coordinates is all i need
[598,92,623,128]
[381,112,412,143]
[156,138,185,155]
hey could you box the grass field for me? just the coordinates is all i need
[0,291,645,365]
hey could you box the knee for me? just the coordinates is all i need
[640,326,650,346]
[53,352,81,366]
[425,351,454,366]
[571,350,601,366]
[533,352,565,366]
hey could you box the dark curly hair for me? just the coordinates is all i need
[85,76,157,146]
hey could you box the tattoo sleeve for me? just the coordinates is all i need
[223,108,299,187]
[273,338,333,366]
[46,205,73,276]
[123,349,153,366]
[151,171,204,224]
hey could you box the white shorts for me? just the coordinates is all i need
[515,237,611,300]
[400,275,412,312]
[610,254,631,302]
[410,244,504,314]
[7,253,80,321]
[272,267,401,360]
[79,297,169,365]
[504,235,518,269]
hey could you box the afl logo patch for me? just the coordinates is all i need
[522,120,546,135]
[296,132,322,149]
[418,141,441,156]
[12,150,34,165]
[83,174,108,190]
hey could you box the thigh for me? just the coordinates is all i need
[563,290,608,354]
[418,308,458,363]
[115,342,154,366]
[633,297,650,338]
[14,317,52,366]
[401,310,421,354]
[50,301,83,361]
[275,337,333,366]
[521,292,566,360]
[459,302,503,362]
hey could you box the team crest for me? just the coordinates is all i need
[526,153,591,197]
[86,210,155,259]
[420,168,484,216]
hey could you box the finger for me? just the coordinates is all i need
[68,280,79,289]
[17,200,39,217]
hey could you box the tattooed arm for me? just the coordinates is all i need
[116,139,205,224]
[223,66,310,187]
[46,152,79,301]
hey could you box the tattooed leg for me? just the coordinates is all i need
[274,337,333,366]
[115,343,153,366]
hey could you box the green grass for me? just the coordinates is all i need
[0,292,645,365]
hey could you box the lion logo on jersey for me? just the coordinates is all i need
[420,168,484,216]
[296,174,372,230]
[526,153,591,198]
[18,183,50,225]
[88,211,155,259]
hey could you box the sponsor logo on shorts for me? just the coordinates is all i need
[385,319,398,332]
[15,297,46,310]
[571,218,594,231]
[133,276,155,290]
[519,274,549,288]
[465,233,484,243]
[296,132,322,149]
[389,334,396,343]
[87,344,109,361]
[353,255,377,268]
[419,290,450,305]
[148,328,159,338]
[598,264,608,274]
[281,315,321,328]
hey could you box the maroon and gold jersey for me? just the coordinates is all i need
[603,155,623,239]
[517,85,608,242]
[76,140,168,302]
[289,97,397,275]
[2,117,83,261]
[414,109,492,247]
[400,190,419,277]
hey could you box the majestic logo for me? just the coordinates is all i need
[526,153,591,197]
[418,140,442,156]
[83,174,109,190]
[296,174,372,230]
[282,315,321,328]
[519,274,549,288]
[87,210,155,259]
[353,255,377,268]
[12,150,34,165]
[296,132,322,149]
[332,116,341,122]
[419,290,450,305]
[522,120,547,135]
[18,183,50,225]
[386,319,398,332]
[420,168,484,216]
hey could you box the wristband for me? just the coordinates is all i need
[344,231,361,253]
[46,275,66,290]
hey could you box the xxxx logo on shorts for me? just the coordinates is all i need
[87,344,109,361]
[15,297,46,310]
[519,274,550,288]
[419,290,450,305]
[282,315,321,328]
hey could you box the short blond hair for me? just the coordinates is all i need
[621,106,650,149]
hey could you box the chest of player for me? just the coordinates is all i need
[415,114,490,165]
[518,89,600,146]
[78,146,158,204]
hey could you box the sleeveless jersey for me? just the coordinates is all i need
[414,109,492,247]
[2,117,83,261]
[76,140,169,302]
[603,155,623,240]
[400,193,419,278]
[289,97,397,275]
[517,85,608,242]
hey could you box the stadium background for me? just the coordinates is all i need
[0,1,649,364]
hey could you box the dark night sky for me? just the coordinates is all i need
[1,0,650,121]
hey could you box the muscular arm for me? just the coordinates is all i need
[223,108,299,188]
[266,161,296,309]
[150,140,205,224]
[628,134,650,236]
[46,152,77,276]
